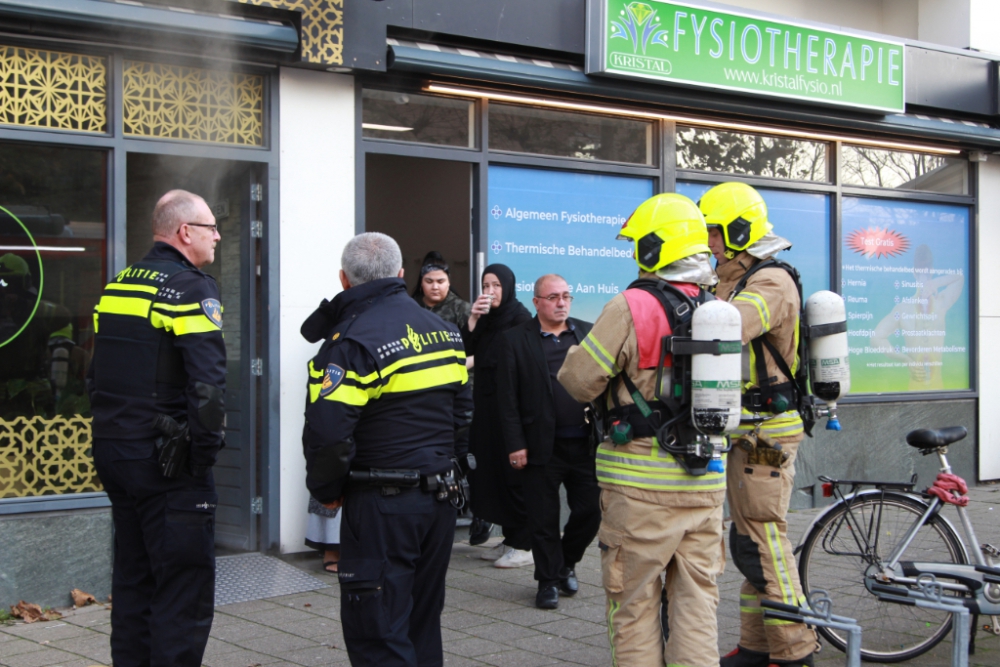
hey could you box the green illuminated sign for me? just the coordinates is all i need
[587,0,905,113]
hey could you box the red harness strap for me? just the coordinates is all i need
[622,283,701,369]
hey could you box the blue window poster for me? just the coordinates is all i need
[841,198,969,393]
[676,182,831,300]
[487,166,654,323]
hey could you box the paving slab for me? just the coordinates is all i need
[2,483,997,667]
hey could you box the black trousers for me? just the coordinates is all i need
[93,438,216,667]
[339,486,456,667]
[523,438,601,588]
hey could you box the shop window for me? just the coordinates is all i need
[841,198,969,394]
[0,45,107,133]
[677,182,830,300]
[362,89,475,148]
[123,61,264,146]
[489,104,653,165]
[487,166,653,323]
[840,146,968,194]
[676,126,828,182]
[0,143,106,499]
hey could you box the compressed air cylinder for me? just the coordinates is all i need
[691,300,742,437]
[806,291,851,430]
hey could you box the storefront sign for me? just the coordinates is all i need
[487,166,653,323]
[587,0,905,113]
[841,198,969,393]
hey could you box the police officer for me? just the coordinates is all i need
[301,232,472,667]
[88,190,226,667]
[558,194,727,667]
[699,182,817,667]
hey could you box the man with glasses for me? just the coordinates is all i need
[496,274,599,609]
[89,189,226,667]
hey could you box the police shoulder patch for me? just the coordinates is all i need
[319,363,345,397]
[201,298,223,328]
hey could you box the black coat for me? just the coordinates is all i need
[496,317,592,466]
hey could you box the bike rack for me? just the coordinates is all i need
[871,573,971,667]
[761,591,862,667]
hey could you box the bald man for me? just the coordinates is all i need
[89,190,226,667]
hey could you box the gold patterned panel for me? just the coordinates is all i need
[0,416,101,498]
[238,0,344,66]
[0,46,107,132]
[123,62,264,145]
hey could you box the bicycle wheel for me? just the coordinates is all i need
[798,491,967,663]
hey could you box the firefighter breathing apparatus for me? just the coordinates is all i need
[699,181,851,434]
[609,193,743,476]
[725,253,851,433]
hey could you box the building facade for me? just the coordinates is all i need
[1,0,998,607]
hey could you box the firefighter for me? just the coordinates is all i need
[558,193,726,667]
[301,232,473,667]
[699,182,817,667]
[88,190,226,667]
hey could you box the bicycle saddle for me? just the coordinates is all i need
[905,426,967,450]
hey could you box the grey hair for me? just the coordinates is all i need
[152,190,206,237]
[342,232,403,286]
[533,273,568,297]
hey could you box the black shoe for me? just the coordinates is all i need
[558,568,579,596]
[468,517,494,546]
[770,654,815,667]
[535,586,559,609]
[720,646,770,667]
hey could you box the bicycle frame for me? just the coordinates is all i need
[799,446,1000,621]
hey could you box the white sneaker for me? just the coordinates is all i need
[493,547,533,569]
[479,543,507,561]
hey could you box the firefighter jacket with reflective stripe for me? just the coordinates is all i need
[88,242,227,466]
[301,278,473,504]
[715,251,804,440]
[557,275,726,507]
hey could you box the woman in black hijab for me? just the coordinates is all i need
[462,264,534,566]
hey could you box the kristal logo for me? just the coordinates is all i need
[490,205,502,219]
[611,2,669,55]
[490,240,502,255]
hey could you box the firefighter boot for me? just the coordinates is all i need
[769,653,815,667]
[720,646,769,667]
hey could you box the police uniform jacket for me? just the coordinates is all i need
[301,277,472,504]
[88,242,227,470]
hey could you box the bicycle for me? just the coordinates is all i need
[795,426,1000,663]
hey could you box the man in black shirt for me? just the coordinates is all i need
[497,274,599,609]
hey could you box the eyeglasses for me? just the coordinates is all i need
[540,294,573,302]
[183,222,219,232]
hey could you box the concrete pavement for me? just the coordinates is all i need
[2,484,998,667]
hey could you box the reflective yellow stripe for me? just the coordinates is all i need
[151,302,202,313]
[93,310,99,334]
[172,314,221,335]
[322,383,371,406]
[308,360,323,378]
[607,599,620,667]
[595,448,727,491]
[151,311,220,335]
[381,349,466,378]
[765,522,795,604]
[382,364,467,394]
[734,291,770,332]
[581,334,620,376]
[309,382,321,403]
[736,412,804,437]
[740,593,762,614]
[764,618,797,626]
[97,295,150,318]
[105,283,158,294]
